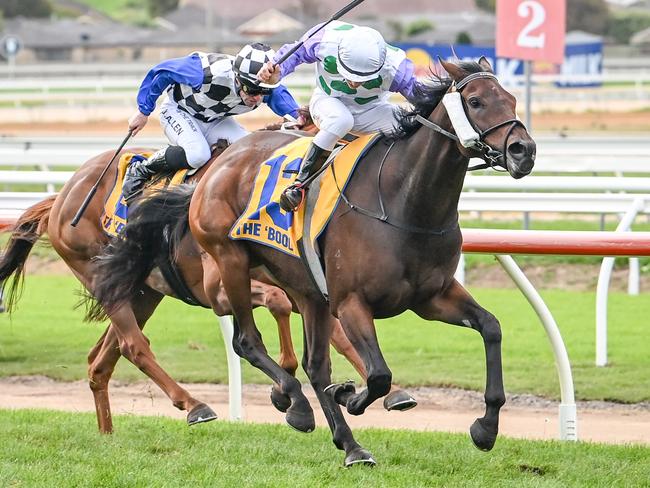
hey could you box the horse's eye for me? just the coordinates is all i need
[468,97,481,108]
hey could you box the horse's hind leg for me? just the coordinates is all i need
[215,278,299,413]
[254,281,298,413]
[331,294,392,416]
[87,287,163,433]
[414,280,505,451]
[199,246,314,433]
[301,302,376,467]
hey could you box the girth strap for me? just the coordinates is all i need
[157,224,209,308]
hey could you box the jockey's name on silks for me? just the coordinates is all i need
[229,133,381,257]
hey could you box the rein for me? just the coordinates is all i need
[330,70,521,236]
[332,140,459,236]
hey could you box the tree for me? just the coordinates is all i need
[456,31,473,45]
[475,0,496,13]
[607,11,650,44]
[405,19,434,37]
[0,0,52,18]
[146,0,178,18]
[567,0,609,35]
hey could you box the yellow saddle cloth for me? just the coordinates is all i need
[229,134,380,258]
[101,152,189,237]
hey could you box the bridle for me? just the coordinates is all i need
[415,71,526,171]
[331,71,526,235]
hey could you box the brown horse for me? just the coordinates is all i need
[0,135,409,434]
[92,58,535,465]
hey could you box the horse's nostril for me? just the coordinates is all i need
[508,141,536,159]
[507,142,525,157]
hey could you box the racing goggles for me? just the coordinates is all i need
[239,78,271,96]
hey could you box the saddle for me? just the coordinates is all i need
[101,140,230,237]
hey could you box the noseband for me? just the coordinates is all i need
[415,71,526,171]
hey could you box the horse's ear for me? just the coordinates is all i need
[438,57,465,82]
[478,56,494,73]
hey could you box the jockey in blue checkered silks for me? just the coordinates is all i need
[257,22,419,212]
[124,43,300,204]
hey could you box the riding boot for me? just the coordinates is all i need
[122,146,190,204]
[280,143,331,212]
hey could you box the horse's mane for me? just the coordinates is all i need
[389,61,486,141]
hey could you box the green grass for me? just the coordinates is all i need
[0,410,648,487]
[1,275,649,403]
[73,0,151,25]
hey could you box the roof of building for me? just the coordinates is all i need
[631,26,650,45]
[2,17,151,48]
[236,9,304,36]
[181,0,476,24]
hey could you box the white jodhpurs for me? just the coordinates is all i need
[159,99,249,168]
[309,90,399,151]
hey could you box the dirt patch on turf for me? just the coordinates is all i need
[1,376,649,445]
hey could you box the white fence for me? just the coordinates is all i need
[1,135,649,369]
[2,135,649,169]
[1,70,649,100]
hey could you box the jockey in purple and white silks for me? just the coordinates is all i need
[257,21,418,212]
[124,43,300,204]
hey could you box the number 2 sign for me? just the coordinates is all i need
[496,0,566,64]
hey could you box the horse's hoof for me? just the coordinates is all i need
[187,403,218,426]
[344,447,377,467]
[285,404,315,433]
[324,380,356,407]
[470,418,497,451]
[383,390,418,412]
[270,386,291,413]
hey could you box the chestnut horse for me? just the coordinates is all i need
[92,59,535,465]
[0,135,410,434]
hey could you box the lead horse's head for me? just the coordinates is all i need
[433,57,536,179]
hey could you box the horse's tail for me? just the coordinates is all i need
[87,184,196,321]
[0,195,57,312]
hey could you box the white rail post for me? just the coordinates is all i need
[217,315,243,420]
[595,197,644,367]
[496,254,577,441]
[454,253,466,285]
[628,257,639,295]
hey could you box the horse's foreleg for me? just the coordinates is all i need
[330,318,417,412]
[87,326,116,433]
[106,304,217,425]
[333,294,392,415]
[414,279,505,451]
[301,303,376,467]
[201,249,314,433]
[87,286,164,433]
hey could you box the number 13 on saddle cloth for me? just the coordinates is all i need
[229,133,380,257]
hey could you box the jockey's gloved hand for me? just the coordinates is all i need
[128,111,149,136]
[257,61,281,86]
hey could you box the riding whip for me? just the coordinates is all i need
[274,0,367,66]
[70,130,133,227]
